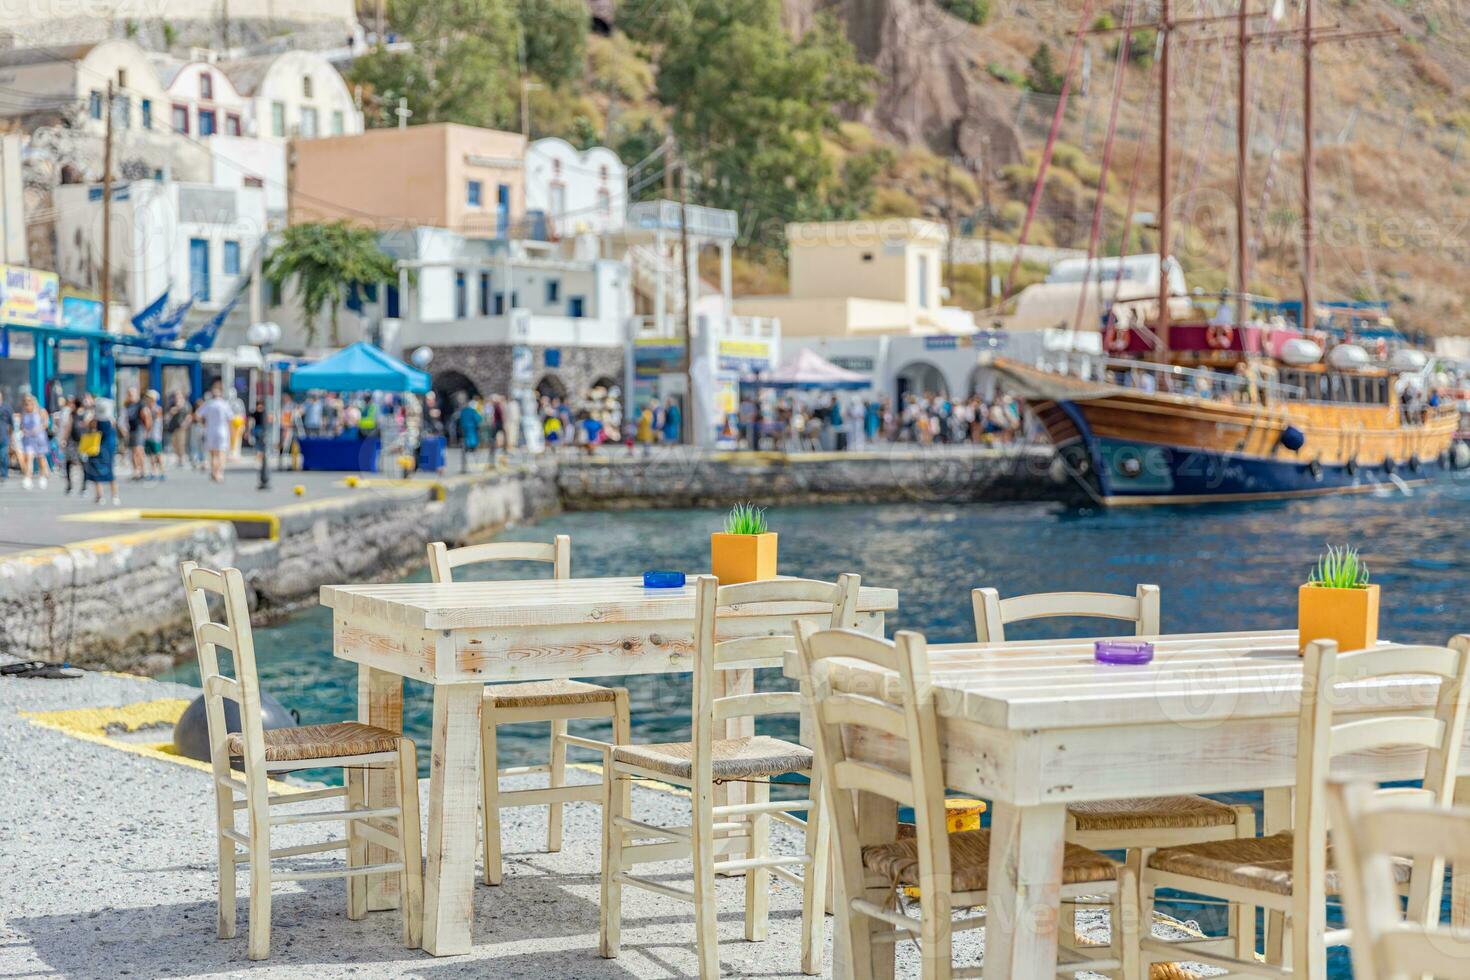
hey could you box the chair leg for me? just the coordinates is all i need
[745,779,771,942]
[246,836,273,960]
[1455,861,1470,928]
[346,768,368,920]
[1115,861,1141,980]
[1265,910,1286,965]
[693,783,721,978]
[801,773,830,975]
[599,763,624,959]
[215,786,238,940]
[547,719,568,853]
[481,704,503,886]
[396,742,424,950]
[1136,859,1155,978]
[613,691,632,825]
[1232,806,1257,960]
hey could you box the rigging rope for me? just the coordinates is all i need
[1108,58,1164,314]
[1002,0,1098,303]
[1071,0,1138,335]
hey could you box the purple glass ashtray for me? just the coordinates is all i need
[1094,640,1155,665]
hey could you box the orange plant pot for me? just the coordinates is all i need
[1297,583,1380,654]
[710,532,778,585]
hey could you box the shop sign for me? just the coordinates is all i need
[0,265,60,328]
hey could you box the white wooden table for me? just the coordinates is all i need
[784,629,1453,980]
[322,576,898,956]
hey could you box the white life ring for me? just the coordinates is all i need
[1207,324,1236,350]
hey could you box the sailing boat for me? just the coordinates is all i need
[992,1,1461,505]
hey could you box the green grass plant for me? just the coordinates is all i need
[1307,544,1371,589]
[722,503,770,536]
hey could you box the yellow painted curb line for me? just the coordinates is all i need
[60,509,281,540]
[1,518,226,565]
[337,477,447,501]
[21,699,302,794]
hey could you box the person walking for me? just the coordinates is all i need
[165,392,190,469]
[661,396,681,446]
[86,398,120,505]
[122,388,146,480]
[199,384,233,482]
[457,395,482,472]
[0,390,10,486]
[63,394,93,495]
[17,393,51,489]
[143,390,165,480]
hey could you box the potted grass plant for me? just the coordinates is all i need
[711,503,777,585]
[1298,544,1380,653]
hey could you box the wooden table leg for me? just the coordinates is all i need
[358,665,404,912]
[422,682,483,956]
[983,801,1066,980]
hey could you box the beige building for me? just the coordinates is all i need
[289,123,526,237]
[735,219,975,337]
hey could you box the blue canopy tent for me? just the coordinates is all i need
[288,341,430,394]
[288,342,434,472]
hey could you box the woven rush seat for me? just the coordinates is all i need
[1068,794,1240,832]
[863,828,1119,893]
[612,735,812,781]
[1147,830,1414,897]
[226,722,403,763]
[486,679,622,709]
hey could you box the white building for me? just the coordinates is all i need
[524,138,627,242]
[1,135,26,265]
[54,178,267,322]
[219,50,363,142]
[156,57,255,141]
[0,40,170,138]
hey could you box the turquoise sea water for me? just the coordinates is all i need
[163,474,1470,974]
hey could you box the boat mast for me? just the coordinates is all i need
[1301,0,1315,334]
[1236,0,1250,333]
[1157,0,1171,355]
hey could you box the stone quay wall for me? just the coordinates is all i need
[0,448,1063,673]
[0,466,560,674]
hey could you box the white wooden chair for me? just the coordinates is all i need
[973,585,1256,949]
[426,535,631,886]
[179,561,423,961]
[1138,636,1470,977]
[599,574,859,978]
[1330,780,1470,980]
[792,623,1140,979]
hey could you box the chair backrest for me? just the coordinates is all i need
[1329,780,1470,980]
[179,560,269,789]
[689,574,859,787]
[1295,637,1470,937]
[793,625,956,926]
[972,584,1161,643]
[427,534,571,583]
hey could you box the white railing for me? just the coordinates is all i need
[627,200,739,239]
[1038,350,1305,403]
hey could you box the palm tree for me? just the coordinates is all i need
[263,221,398,347]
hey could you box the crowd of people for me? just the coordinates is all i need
[718,391,1028,452]
[0,381,1033,502]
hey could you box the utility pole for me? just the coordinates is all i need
[376,0,386,42]
[1301,0,1315,333]
[101,80,114,323]
[942,157,954,294]
[981,136,993,309]
[518,29,531,138]
[679,150,694,445]
[1157,0,1171,353]
[1235,0,1249,332]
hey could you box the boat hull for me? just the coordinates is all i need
[992,359,1461,505]
[1052,427,1448,505]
